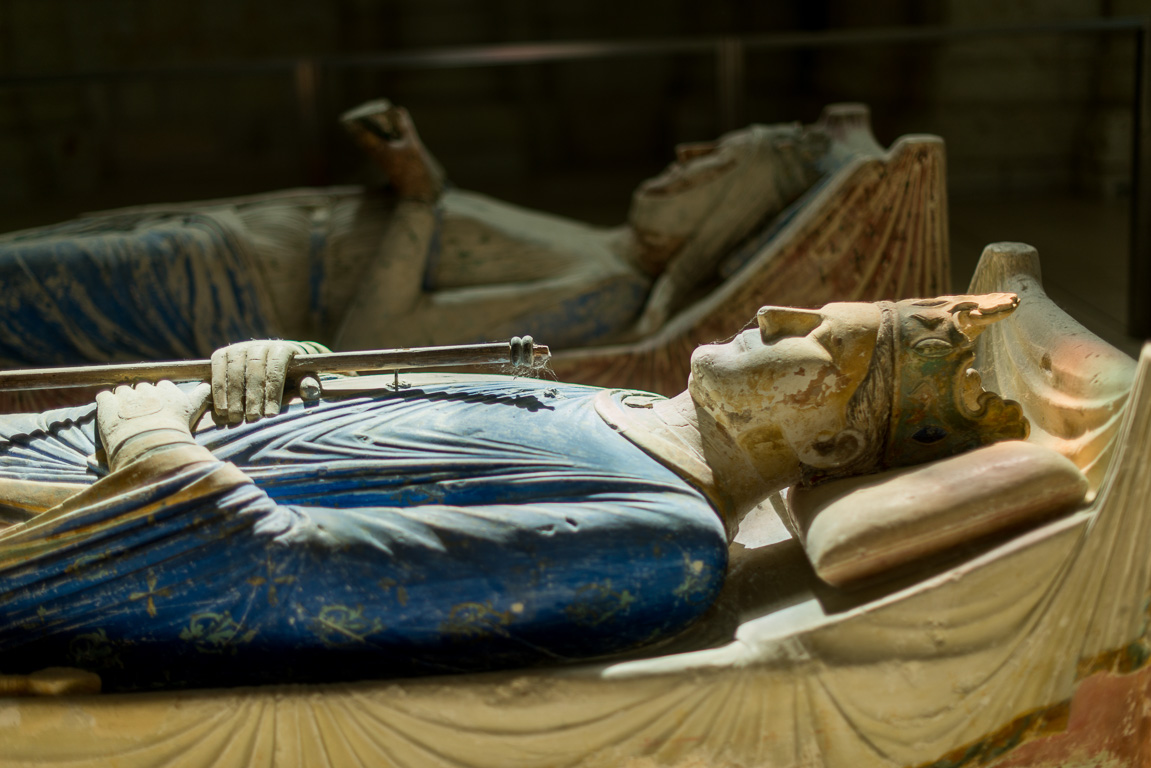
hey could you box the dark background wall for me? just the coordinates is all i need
[0,0,1145,346]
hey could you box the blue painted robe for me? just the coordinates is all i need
[0,213,276,367]
[0,379,727,691]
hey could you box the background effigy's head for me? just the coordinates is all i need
[626,123,829,276]
[689,294,1029,486]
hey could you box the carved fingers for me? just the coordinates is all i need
[96,381,211,431]
[629,276,677,339]
[211,340,301,425]
[964,292,1020,322]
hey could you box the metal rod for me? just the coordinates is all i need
[2,18,1147,86]
[0,340,550,393]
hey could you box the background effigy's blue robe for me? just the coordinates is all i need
[0,213,277,367]
[0,379,727,691]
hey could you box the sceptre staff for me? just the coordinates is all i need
[0,336,548,393]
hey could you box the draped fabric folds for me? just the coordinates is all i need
[0,379,727,691]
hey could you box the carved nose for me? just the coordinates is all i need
[757,307,822,341]
[675,141,719,163]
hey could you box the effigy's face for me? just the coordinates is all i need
[689,302,881,455]
[636,124,803,200]
[637,138,738,199]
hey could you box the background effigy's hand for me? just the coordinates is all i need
[96,380,212,470]
[630,275,676,339]
[211,340,326,425]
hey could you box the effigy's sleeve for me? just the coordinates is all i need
[0,446,256,588]
[0,443,283,687]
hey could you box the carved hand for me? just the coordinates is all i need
[96,381,212,471]
[210,340,329,425]
[630,275,677,339]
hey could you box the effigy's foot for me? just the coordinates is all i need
[814,102,885,157]
[340,98,444,202]
[340,98,405,144]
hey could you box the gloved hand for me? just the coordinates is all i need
[96,380,212,470]
[210,340,329,425]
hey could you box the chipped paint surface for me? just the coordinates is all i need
[927,600,1151,768]
[942,663,1151,768]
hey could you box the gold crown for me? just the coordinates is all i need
[881,293,1029,468]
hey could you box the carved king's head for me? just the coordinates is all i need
[689,294,1029,486]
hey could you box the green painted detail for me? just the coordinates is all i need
[310,604,385,647]
[672,553,713,603]
[1123,639,1151,672]
[179,611,256,655]
[67,628,124,670]
[922,710,1047,768]
[66,551,113,580]
[439,601,514,639]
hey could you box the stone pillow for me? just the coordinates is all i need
[785,441,1089,588]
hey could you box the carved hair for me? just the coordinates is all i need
[797,308,894,486]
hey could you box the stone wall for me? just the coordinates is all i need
[0,0,1138,230]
